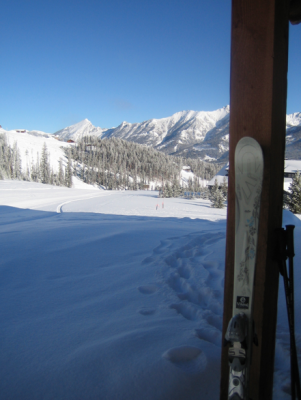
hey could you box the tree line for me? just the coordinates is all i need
[70,136,221,190]
[0,134,71,187]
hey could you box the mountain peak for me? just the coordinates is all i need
[54,119,103,141]
[71,119,92,128]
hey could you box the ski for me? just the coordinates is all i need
[225,137,264,400]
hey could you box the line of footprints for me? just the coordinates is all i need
[138,231,225,374]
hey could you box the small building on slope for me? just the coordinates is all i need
[208,160,301,192]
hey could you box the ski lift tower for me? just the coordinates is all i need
[220,1,301,399]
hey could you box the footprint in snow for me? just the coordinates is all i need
[195,327,222,347]
[138,285,158,294]
[170,302,201,321]
[141,255,155,265]
[138,307,156,316]
[162,346,207,374]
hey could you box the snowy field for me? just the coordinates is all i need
[0,180,300,399]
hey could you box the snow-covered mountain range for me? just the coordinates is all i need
[101,107,230,160]
[53,107,231,161]
[2,107,301,164]
[53,107,301,161]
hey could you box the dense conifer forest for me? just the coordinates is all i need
[70,136,221,191]
[1,133,224,196]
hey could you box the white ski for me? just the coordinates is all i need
[225,137,264,400]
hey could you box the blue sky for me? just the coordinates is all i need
[1,0,300,133]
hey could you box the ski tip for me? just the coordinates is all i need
[235,137,263,156]
[235,136,264,176]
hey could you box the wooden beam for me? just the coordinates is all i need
[290,0,301,24]
[220,1,289,399]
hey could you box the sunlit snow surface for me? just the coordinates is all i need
[0,180,300,399]
[2,129,70,173]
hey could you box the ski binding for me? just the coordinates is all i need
[225,313,248,400]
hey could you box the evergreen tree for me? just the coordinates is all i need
[211,188,225,208]
[58,159,65,186]
[40,142,50,184]
[65,151,73,188]
[210,178,218,201]
[187,177,193,192]
[31,158,38,182]
[11,143,21,179]
[0,134,11,179]
[25,164,31,181]
[210,179,225,208]
[35,153,41,182]
[288,171,301,214]
[164,182,173,198]
[221,176,228,200]
[171,178,181,198]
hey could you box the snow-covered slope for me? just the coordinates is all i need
[1,128,70,173]
[285,112,301,160]
[286,112,301,128]
[54,119,106,142]
[102,107,230,156]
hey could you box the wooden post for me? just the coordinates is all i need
[220,1,289,399]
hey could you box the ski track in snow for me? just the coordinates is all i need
[56,194,111,213]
